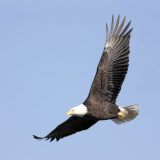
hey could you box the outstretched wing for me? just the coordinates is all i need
[33,115,98,142]
[87,15,132,104]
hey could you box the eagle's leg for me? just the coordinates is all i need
[118,112,125,119]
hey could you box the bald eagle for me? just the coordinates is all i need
[33,15,139,142]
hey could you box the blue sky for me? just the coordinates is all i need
[0,0,160,160]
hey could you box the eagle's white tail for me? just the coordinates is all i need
[112,105,139,124]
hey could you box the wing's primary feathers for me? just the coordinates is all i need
[88,15,132,104]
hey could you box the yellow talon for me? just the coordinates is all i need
[118,112,125,119]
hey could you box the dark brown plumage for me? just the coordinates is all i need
[34,116,98,141]
[33,15,138,142]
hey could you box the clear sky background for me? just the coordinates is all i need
[0,0,160,160]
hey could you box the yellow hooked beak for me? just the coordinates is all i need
[67,110,73,116]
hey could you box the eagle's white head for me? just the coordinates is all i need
[67,104,88,117]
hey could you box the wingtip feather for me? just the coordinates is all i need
[33,135,44,140]
[116,16,126,35]
[109,15,114,41]
[106,23,109,40]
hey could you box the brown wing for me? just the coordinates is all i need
[87,15,133,104]
[33,115,98,142]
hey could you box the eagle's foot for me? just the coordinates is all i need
[118,112,125,119]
